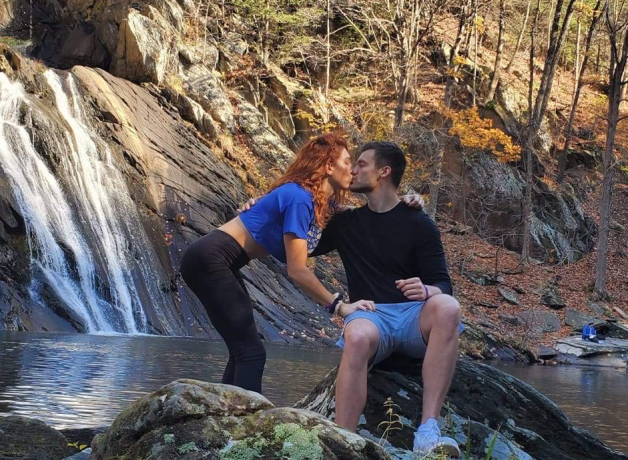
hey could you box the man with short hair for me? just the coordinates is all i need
[241,141,461,457]
[311,141,461,457]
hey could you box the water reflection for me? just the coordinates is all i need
[491,362,628,454]
[0,332,341,430]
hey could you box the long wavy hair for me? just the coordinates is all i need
[267,132,349,228]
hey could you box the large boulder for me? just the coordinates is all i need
[0,415,71,460]
[295,356,628,460]
[443,150,597,263]
[519,310,562,333]
[110,8,177,84]
[91,379,390,460]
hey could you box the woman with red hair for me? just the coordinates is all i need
[180,133,374,394]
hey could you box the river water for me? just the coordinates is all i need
[1,332,626,455]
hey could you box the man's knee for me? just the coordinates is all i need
[343,322,379,358]
[422,294,461,331]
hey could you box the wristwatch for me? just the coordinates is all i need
[326,293,343,315]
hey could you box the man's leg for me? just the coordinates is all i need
[335,319,380,432]
[418,294,461,422]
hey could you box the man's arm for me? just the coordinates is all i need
[397,214,452,301]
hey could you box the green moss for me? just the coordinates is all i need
[274,423,323,460]
[163,433,175,444]
[177,441,199,454]
[219,438,267,460]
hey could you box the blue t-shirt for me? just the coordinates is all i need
[239,183,322,263]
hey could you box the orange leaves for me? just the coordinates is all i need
[442,106,521,163]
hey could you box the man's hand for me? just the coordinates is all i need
[236,197,257,214]
[337,299,376,318]
[395,277,427,301]
[403,194,425,209]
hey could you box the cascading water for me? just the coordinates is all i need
[0,71,177,335]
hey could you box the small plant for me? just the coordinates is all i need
[465,417,472,460]
[178,441,199,454]
[163,433,175,444]
[485,424,502,460]
[377,397,404,446]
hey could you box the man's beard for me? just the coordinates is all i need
[349,182,375,194]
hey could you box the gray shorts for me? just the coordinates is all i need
[337,301,428,367]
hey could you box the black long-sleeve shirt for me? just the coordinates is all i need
[311,203,452,303]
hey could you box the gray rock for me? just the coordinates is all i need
[610,220,626,233]
[564,309,597,330]
[541,284,565,309]
[465,270,500,286]
[296,356,627,460]
[519,310,561,333]
[0,415,71,460]
[91,379,389,460]
[111,10,176,85]
[538,346,558,359]
[588,302,609,316]
[477,301,500,309]
[499,313,523,326]
[555,336,628,361]
[498,286,520,305]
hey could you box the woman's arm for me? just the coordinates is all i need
[284,233,375,315]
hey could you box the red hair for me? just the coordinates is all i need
[268,132,348,228]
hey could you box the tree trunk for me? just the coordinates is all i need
[444,1,472,107]
[522,0,541,262]
[557,0,604,184]
[472,0,479,106]
[487,0,506,101]
[506,0,533,72]
[594,4,628,297]
[324,0,331,123]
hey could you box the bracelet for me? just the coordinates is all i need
[326,293,343,314]
[424,285,430,300]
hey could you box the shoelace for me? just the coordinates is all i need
[417,420,440,443]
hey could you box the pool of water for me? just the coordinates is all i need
[0,331,341,429]
[491,361,628,455]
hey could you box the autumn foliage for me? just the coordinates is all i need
[442,106,521,162]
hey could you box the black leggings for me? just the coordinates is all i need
[180,230,266,393]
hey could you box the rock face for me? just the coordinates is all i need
[296,356,628,460]
[519,310,562,333]
[91,379,389,460]
[0,51,340,343]
[443,150,597,263]
[0,415,72,460]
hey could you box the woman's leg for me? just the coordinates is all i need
[180,232,266,393]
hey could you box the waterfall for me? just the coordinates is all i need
[0,71,175,334]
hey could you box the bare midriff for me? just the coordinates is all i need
[218,217,269,260]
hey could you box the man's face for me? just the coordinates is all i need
[350,149,382,193]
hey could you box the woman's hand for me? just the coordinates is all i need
[236,197,258,214]
[337,299,376,318]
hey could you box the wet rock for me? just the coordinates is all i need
[91,379,388,460]
[537,346,558,359]
[541,283,565,309]
[498,286,520,305]
[519,310,561,333]
[0,415,71,460]
[296,355,627,460]
[555,336,628,362]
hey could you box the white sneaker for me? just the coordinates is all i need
[413,418,461,458]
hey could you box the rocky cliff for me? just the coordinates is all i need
[0,0,598,339]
